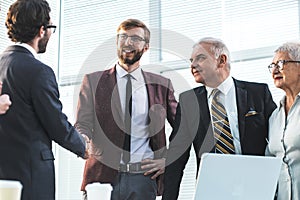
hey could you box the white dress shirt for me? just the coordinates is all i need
[206,76,242,154]
[116,64,154,163]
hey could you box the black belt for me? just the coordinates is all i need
[119,162,145,173]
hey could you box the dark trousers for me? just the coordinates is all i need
[111,172,157,200]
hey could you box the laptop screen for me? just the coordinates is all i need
[193,153,281,200]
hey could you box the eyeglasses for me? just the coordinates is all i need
[268,60,300,73]
[117,34,145,44]
[45,24,57,33]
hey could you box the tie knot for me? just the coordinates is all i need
[126,73,132,79]
[211,89,221,100]
[125,74,132,88]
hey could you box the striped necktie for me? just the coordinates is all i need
[211,89,235,154]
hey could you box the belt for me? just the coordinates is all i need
[118,162,145,173]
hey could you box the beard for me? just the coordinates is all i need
[118,47,144,65]
[37,32,50,53]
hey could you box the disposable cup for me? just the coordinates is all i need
[86,183,112,200]
[0,180,22,200]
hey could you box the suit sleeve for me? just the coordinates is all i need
[166,79,178,128]
[74,74,95,140]
[163,93,194,200]
[264,84,276,156]
[31,66,85,158]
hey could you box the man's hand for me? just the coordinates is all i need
[0,82,12,114]
[141,158,166,179]
[82,134,91,159]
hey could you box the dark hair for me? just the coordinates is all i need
[5,0,51,43]
[117,19,150,44]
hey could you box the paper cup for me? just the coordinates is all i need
[86,183,112,200]
[0,180,22,200]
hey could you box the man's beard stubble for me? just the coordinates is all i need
[118,48,144,65]
[37,32,50,53]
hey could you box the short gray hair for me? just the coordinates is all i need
[275,41,300,61]
[195,37,231,67]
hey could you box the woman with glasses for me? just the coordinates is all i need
[265,42,300,200]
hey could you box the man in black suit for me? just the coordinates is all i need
[162,37,277,200]
[0,1,88,200]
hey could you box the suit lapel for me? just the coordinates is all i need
[197,87,210,130]
[142,71,155,109]
[234,79,247,143]
[196,87,215,156]
[142,71,166,151]
[95,66,124,148]
[197,81,248,156]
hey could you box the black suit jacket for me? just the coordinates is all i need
[0,46,86,200]
[162,78,277,200]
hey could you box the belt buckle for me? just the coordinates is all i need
[131,163,142,172]
[119,163,143,173]
[118,163,131,172]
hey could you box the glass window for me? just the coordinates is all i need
[0,0,297,199]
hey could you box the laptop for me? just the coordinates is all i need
[193,153,282,200]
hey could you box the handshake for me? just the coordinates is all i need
[0,81,12,115]
[81,134,91,159]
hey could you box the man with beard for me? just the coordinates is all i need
[75,18,177,200]
[0,1,88,200]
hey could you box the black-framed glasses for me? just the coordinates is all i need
[45,24,57,33]
[117,34,145,44]
[268,60,300,73]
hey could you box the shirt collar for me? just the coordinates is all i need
[15,43,38,58]
[206,76,234,97]
[279,93,300,109]
[116,63,143,81]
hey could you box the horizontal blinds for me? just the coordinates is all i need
[1,0,297,199]
[0,0,58,74]
[58,0,298,199]
[0,0,15,53]
[160,1,298,199]
[59,0,151,83]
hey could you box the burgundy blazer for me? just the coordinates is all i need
[75,66,177,195]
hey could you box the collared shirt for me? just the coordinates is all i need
[116,64,154,163]
[266,93,300,200]
[15,43,37,58]
[206,76,242,154]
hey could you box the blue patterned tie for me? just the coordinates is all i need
[211,89,235,154]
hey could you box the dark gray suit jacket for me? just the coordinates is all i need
[0,45,86,200]
[162,78,277,200]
